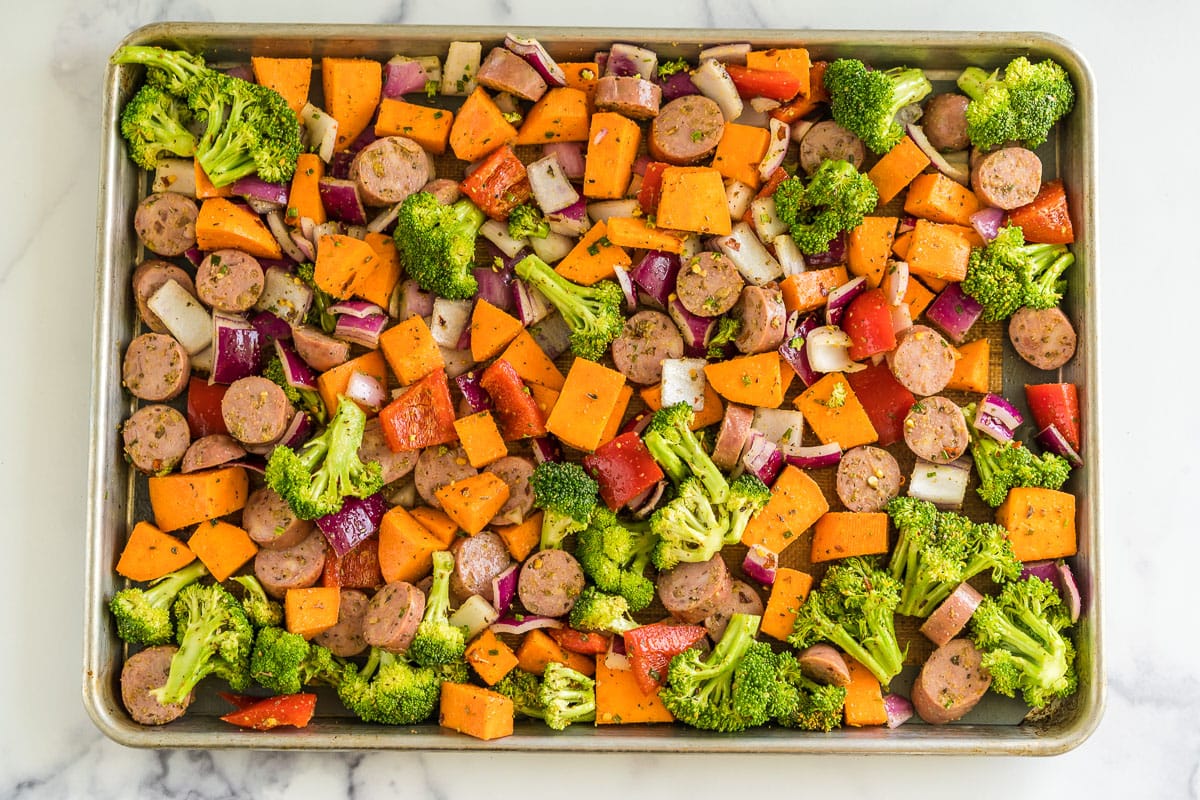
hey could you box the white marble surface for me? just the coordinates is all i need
[1,0,1197,797]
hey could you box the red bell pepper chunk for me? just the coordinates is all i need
[378,368,459,452]
[582,431,665,510]
[220,693,317,730]
[322,534,384,588]
[217,691,259,711]
[1025,383,1081,451]
[845,360,916,447]
[637,161,669,216]
[724,64,802,101]
[1005,179,1074,245]
[843,289,898,361]
[623,622,707,695]
[549,627,612,655]
[459,145,532,221]
[479,359,548,439]
[186,376,229,438]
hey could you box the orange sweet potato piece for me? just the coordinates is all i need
[516,87,591,144]
[760,567,814,641]
[795,373,879,449]
[322,57,382,152]
[449,87,519,163]
[780,266,849,314]
[435,472,511,535]
[251,57,312,115]
[582,112,641,199]
[810,512,890,563]
[656,166,731,236]
[465,629,521,686]
[147,467,250,533]
[115,521,196,582]
[377,506,443,584]
[285,587,341,639]
[374,98,454,154]
[439,682,514,740]
[711,123,771,189]
[866,135,930,205]
[903,172,983,226]
[741,465,829,554]
[186,519,259,583]
[995,487,1077,561]
[196,198,283,259]
[595,656,675,724]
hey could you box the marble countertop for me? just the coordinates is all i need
[2,0,1197,797]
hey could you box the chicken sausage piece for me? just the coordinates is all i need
[798,644,852,687]
[313,588,371,657]
[221,376,294,445]
[971,146,1042,210]
[649,95,725,165]
[887,324,956,396]
[358,417,419,485]
[518,549,586,617]
[1008,306,1077,370]
[132,260,197,334]
[911,638,993,724]
[254,528,328,599]
[675,252,744,317]
[450,531,513,604]
[611,310,685,385]
[704,580,764,641]
[122,332,190,402]
[362,581,426,653]
[195,249,264,313]
[484,456,536,526]
[415,445,478,509]
[658,556,734,624]
[922,94,971,152]
[836,446,902,512]
[799,120,866,175]
[731,285,787,354]
[122,404,190,476]
[180,433,246,473]
[351,136,433,207]
[121,645,192,725]
[242,486,315,551]
[920,582,984,647]
[903,396,970,464]
[133,192,198,257]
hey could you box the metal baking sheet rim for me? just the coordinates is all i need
[84,23,1102,755]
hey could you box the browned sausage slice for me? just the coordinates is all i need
[134,192,198,257]
[477,47,548,102]
[314,588,371,657]
[195,249,265,313]
[291,324,351,372]
[363,581,426,653]
[611,310,685,385]
[518,549,586,617]
[132,260,197,334]
[704,579,764,641]
[799,120,866,175]
[242,486,315,551]
[903,396,970,464]
[1008,306,1077,370]
[181,434,246,473]
[676,252,745,318]
[595,75,662,119]
[920,582,984,647]
[121,645,192,725]
[798,644,852,687]
[123,332,190,401]
[350,136,432,207]
[922,94,970,152]
[254,528,328,599]
[731,285,787,354]
[484,456,536,526]
[658,556,734,624]
[971,146,1042,210]
[711,404,754,470]
[912,638,993,724]
[649,95,725,165]
[358,417,418,484]
[422,178,461,206]
[221,376,294,445]
[122,404,191,475]
[450,531,513,604]
[887,324,955,396]
[415,445,478,509]
[836,445,902,512]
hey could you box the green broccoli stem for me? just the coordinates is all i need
[112,46,207,91]
[987,608,1067,684]
[145,561,209,605]
[425,551,454,621]
[698,614,758,680]
[1030,251,1074,295]
[540,510,577,550]
[955,66,998,102]
[515,257,591,330]
[642,431,689,485]
[887,67,934,115]
[153,612,225,705]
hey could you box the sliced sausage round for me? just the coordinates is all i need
[415,445,478,509]
[731,285,787,354]
[122,332,190,401]
[195,249,264,313]
[451,531,513,604]
[358,417,418,485]
[518,549,585,617]
[887,324,956,396]
[658,556,733,624]
[920,582,984,647]
[649,95,725,165]
[350,136,432,207]
[1008,306,1077,370]
[595,75,662,119]
[363,581,426,653]
[422,177,461,206]
[704,579,764,641]
[134,192,198,257]
[477,46,548,102]
[291,325,351,372]
[836,445,902,512]
[676,252,744,318]
[484,456,536,526]
[314,589,371,657]
[242,486,315,551]
[221,376,294,445]
[132,260,198,334]
[181,434,246,473]
[254,528,328,599]
[122,404,191,475]
[799,120,866,175]
[903,396,970,464]
[971,146,1042,210]
[121,644,192,725]
[922,94,970,152]
[798,644,852,687]
[611,310,685,385]
[912,638,993,724]
[711,404,754,471]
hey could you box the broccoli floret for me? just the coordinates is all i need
[574,508,657,612]
[773,656,847,732]
[788,557,905,688]
[262,353,327,425]
[723,473,771,546]
[408,550,467,667]
[773,160,880,255]
[513,254,625,361]
[337,647,443,725]
[150,583,254,705]
[642,402,729,503]
[264,397,384,520]
[392,193,486,300]
[293,262,338,335]
[962,225,1075,321]
[230,574,283,628]
[650,477,729,570]
[494,668,546,720]
[956,57,1075,150]
[529,461,600,551]
[971,577,1077,708]
[967,409,1072,507]
[111,46,208,98]
[706,316,741,359]
[823,59,933,154]
[657,57,691,78]
[539,662,596,730]
[119,84,197,170]
[658,613,775,732]
[568,587,640,634]
[108,561,209,646]
[507,203,550,239]
[249,626,345,695]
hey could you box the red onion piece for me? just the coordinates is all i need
[395,279,435,320]
[491,563,520,614]
[759,118,790,181]
[741,431,784,484]
[973,410,1015,443]
[543,142,585,180]
[667,298,717,355]
[382,56,428,98]
[1020,560,1060,584]
[825,276,867,326]
[742,544,779,585]
[803,231,848,267]
[210,312,262,385]
[318,178,368,225]
[504,33,567,87]
[490,614,565,635]
[924,282,983,343]
[907,460,970,509]
[1057,561,1082,623]
[606,43,657,78]
[474,264,516,312]
[620,411,654,438]
[605,636,631,670]
[896,216,919,235]
[806,326,864,374]
[612,264,638,311]
[334,313,387,350]
[658,70,700,101]
[288,231,316,262]
[224,64,254,82]
[970,207,1006,243]
[979,393,1024,430]
[184,247,203,267]
[273,339,318,390]
[328,300,385,318]
[250,310,292,342]
[630,250,681,308]
[889,301,913,335]
[316,492,389,557]
[512,278,553,326]
[344,370,386,412]
[529,312,572,361]
[230,175,290,205]
[456,371,494,413]
[883,693,914,728]
[1036,424,1084,467]
[786,443,843,469]
[531,436,563,465]
[905,123,969,185]
[778,312,822,388]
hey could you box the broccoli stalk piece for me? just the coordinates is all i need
[507,203,550,239]
[230,574,283,628]
[187,71,302,186]
[568,587,640,635]
[774,656,847,732]
[539,662,597,730]
[956,57,1075,150]
[642,402,729,503]
[150,583,254,705]
[649,477,729,570]
[494,668,546,720]
[294,262,338,335]
[262,353,327,425]
[337,647,443,725]
[971,577,1077,708]
[773,159,880,255]
[111,46,208,98]
[264,397,384,520]
[788,557,905,688]
[823,59,933,154]
[574,508,657,612]
[408,550,467,667]
[723,474,771,545]
[392,193,486,300]
[249,626,345,695]
[706,316,741,359]
[119,84,197,170]
[966,407,1072,507]
[529,461,600,551]
[108,561,209,646]
[513,254,625,361]
[961,225,1074,321]
[658,613,777,732]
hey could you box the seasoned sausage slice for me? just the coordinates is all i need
[195,249,264,313]
[121,645,192,725]
[477,46,548,102]
[254,528,328,599]
[798,644,852,687]
[922,94,970,152]
[292,325,351,372]
[658,556,733,624]
[122,404,191,476]
[134,192,198,257]
[181,434,246,473]
[731,284,787,354]
[971,146,1042,210]
[221,376,294,445]
[836,446,902,512]
[887,324,956,396]
[704,579,764,641]
[358,417,418,485]
[911,638,992,724]
[351,136,432,207]
[920,582,984,647]
[484,456,536,526]
[595,75,662,119]
[676,252,744,317]
[123,332,190,401]
[242,486,315,551]
[518,549,586,617]
[132,260,197,334]
[799,120,866,175]
[363,581,426,653]
[903,396,970,464]
[649,95,725,165]
[611,310,685,385]
[1008,306,1077,370]
[450,531,513,604]
[314,588,371,657]
[711,404,754,470]
[415,445,478,509]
